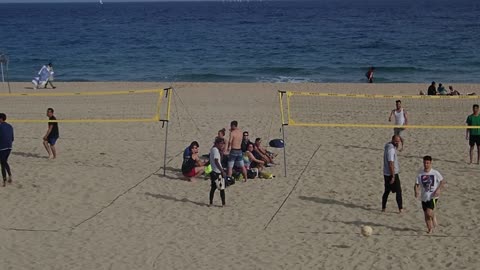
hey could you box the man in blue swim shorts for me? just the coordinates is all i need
[43,108,59,159]
[226,120,248,182]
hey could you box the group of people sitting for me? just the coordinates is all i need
[423,81,475,96]
[181,121,278,183]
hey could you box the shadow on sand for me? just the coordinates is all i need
[145,192,211,207]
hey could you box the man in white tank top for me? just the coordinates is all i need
[388,100,408,151]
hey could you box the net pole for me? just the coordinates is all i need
[6,62,10,94]
[282,123,287,177]
[163,120,169,176]
[278,90,288,177]
[162,87,173,176]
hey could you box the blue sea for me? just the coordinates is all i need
[1,0,480,83]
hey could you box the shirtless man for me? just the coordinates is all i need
[226,121,248,181]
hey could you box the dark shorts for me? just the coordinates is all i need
[48,137,58,145]
[393,128,405,136]
[422,198,438,211]
[383,174,401,193]
[469,135,480,146]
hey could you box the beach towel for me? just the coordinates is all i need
[32,65,51,89]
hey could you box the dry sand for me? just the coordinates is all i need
[0,82,479,270]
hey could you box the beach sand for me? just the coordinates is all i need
[1,82,479,270]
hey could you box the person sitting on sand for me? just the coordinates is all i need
[437,83,448,95]
[241,131,252,152]
[446,86,476,96]
[427,81,437,95]
[448,85,460,95]
[217,128,226,139]
[182,141,207,182]
[244,142,265,171]
[253,138,274,166]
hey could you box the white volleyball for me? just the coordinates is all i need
[361,226,373,237]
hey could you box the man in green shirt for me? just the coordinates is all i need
[466,104,480,164]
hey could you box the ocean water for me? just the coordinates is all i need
[1,0,480,83]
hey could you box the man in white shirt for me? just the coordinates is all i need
[382,135,403,213]
[388,100,408,151]
[414,156,446,234]
[209,137,226,207]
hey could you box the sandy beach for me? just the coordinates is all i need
[1,82,479,270]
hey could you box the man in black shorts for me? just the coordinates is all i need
[382,135,403,213]
[466,104,480,164]
[414,156,445,234]
[43,108,59,159]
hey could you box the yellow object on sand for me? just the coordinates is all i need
[205,164,212,175]
[260,171,274,179]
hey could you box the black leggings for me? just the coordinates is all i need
[0,149,12,181]
[209,172,225,205]
[382,174,403,210]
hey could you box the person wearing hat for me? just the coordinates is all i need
[427,81,437,95]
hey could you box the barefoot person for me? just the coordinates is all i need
[43,108,59,159]
[226,121,247,182]
[466,104,480,164]
[382,135,404,213]
[0,113,14,187]
[181,141,206,182]
[414,156,445,234]
[209,137,226,207]
[388,100,408,151]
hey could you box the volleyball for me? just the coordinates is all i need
[361,226,373,237]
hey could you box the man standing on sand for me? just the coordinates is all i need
[466,104,480,164]
[382,135,404,213]
[414,156,445,234]
[388,100,408,151]
[226,120,248,181]
[210,137,226,207]
[0,113,14,187]
[43,108,59,159]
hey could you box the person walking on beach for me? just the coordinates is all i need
[466,104,480,164]
[209,137,226,207]
[226,120,248,182]
[365,67,375,83]
[45,63,56,89]
[388,100,408,151]
[427,81,437,95]
[0,113,14,187]
[382,135,404,213]
[43,108,59,159]
[414,156,445,234]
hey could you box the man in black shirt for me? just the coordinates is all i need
[43,108,59,159]
[427,81,437,95]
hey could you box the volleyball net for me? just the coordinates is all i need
[1,87,173,175]
[0,88,171,123]
[277,90,480,176]
[280,91,480,129]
